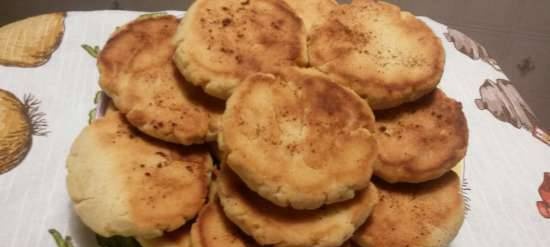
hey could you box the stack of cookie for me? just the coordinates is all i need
[66,1,468,247]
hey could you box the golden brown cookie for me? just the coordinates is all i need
[191,198,260,247]
[137,224,191,247]
[0,12,65,67]
[66,108,213,238]
[353,172,465,247]
[173,0,308,99]
[309,0,444,109]
[220,68,377,209]
[374,89,468,183]
[218,165,379,247]
[98,15,224,145]
[283,0,337,32]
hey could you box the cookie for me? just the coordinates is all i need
[98,15,224,145]
[66,108,212,238]
[173,0,308,99]
[353,172,465,247]
[220,68,377,209]
[191,198,260,247]
[283,0,337,32]
[309,0,444,109]
[374,89,468,183]
[137,224,191,247]
[218,165,379,247]
[0,12,65,67]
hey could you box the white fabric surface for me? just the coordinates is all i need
[0,10,548,247]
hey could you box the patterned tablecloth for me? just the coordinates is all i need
[0,10,549,247]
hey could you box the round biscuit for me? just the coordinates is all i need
[217,165,379,247]
[308,0,445,109]
[374,89,468,183]
[173,0,308,99]
[137,224,192,247]
[283,0,337,32]
[98,15,224,145]
[66,109,212,238]
[191,199,260,247]
[353,172,465,247]
[220,68,377,209]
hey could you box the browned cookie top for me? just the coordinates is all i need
[99,15,224,145]
[220,68,377,209]
[173,0,308,99]
[374,89,468,183]
[309,0,445,109]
